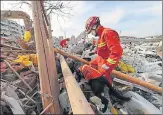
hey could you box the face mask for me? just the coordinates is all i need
[91,29,98,36]
[90,25,98,36]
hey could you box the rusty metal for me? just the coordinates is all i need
[39,102,53,115]
[60,55,94,114]
[31,1,61,114]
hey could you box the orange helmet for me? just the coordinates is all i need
[85,16,100,34]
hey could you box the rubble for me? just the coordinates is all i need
[0,38,43,114]
[59,35,162,114]
[1,33,162,114]
[1,91,25,114]
[1,7,162,114]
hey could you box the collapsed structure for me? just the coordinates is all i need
[0,1,162,114]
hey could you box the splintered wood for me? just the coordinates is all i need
[31,1,60,114]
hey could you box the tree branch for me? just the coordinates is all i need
[13,1,74,20]
[12,1,75,37]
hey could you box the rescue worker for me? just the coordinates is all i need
[59,38,70,48]
[85,16,123,85]
[78,16,130,112]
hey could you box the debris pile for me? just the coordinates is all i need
[1,34,162,114]
[60,36,162,114]
[0,38,43,114]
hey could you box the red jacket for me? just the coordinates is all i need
[60,39,67,47]
[96,26,123,66]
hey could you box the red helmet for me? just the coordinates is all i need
[85,16,100,34]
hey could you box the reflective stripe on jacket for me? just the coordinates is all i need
[96,26,123,66]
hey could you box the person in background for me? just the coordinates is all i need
[60,38,70,49]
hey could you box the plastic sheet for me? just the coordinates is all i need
[13,54,37,66]
[117,61,135,73]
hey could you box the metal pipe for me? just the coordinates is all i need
[60,56,94,114]
[39,102,53,115]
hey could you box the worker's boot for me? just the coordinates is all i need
[89,95,108,113]
[109,86,131,101]
[97,76,131,101]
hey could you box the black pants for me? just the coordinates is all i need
[89,77,109,112]
[88,76,130,112]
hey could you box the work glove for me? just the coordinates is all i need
[101,64,109,70]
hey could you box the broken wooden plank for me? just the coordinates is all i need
[32,1,54,113]
[48,38,60,102]
[31,1,61,114]
[15,39,29,50]
[60,56,94,114]
[43,8,61,113]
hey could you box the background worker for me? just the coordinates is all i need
[59,38,70,49]
[85,16,123,85]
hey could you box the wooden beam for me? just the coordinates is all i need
[111,70,162,94]
[31,1,61,114]
[47,38,61,112]
[53,48,89,64]
[60,56,94,114]
[41,1,61,113]
[54,48,162,94]
[44,4,61,112]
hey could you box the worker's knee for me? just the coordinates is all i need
[89,79,104,95]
